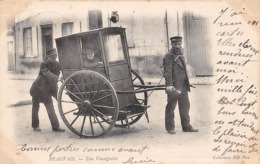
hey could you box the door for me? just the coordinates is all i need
[41,25,53,60]
[102,31,135,109]
[183,13,213,76]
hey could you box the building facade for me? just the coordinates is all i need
[13,9,103,74]
[10,6,213,76]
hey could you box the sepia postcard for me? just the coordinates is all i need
[0,0,259,163]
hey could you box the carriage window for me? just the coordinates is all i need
[79,34,102,60]
[103,34,125,62]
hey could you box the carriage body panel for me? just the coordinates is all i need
[56,27,137,109]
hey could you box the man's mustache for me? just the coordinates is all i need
[173,47,181,51]
[173,47,181,50]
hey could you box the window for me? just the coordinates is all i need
[41,25,53,58]
[88,10,103,30]
[62,22,74,36]
[8,41,14,71]
[23,27,33,57]
[103,34,125,62]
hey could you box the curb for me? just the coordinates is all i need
[9,78,35,81]
[9,100,32,107]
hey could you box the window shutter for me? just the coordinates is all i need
[88,10,103,30]
[73,22,81,33]
[31,27,38,57]
[54,23,62,39]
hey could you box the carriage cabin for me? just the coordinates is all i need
[55,27,149,138]
[56,27,136,109]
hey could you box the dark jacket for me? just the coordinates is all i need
[30,61,61,102]
[83,58,102,69]
[163,49,190,92]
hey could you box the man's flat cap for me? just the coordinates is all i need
[46,48,57,56]
[170,36,182,42]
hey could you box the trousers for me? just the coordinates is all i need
[165,87,192,131]
[32,97,60,129]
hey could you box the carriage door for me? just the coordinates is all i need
[103,32,135,109]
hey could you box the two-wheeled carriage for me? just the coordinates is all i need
[56,27,165,138]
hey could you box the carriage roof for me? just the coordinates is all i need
[55,27,130,72]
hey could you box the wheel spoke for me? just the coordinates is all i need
[70,109,85,126]
[80,115,87,135]
[63,107,80,115]
[70,78,85,100]
[92,93,112,103]
[81,73,89,99]
[60,100,82,104]
[132,76,138,82]
[90,109,105,131]
[91,106,113,122]
[65,82,103,86]
[92,104,115,109]
[88,75,94,99]
[89,114,95,136]
[64,88,84,102]
[136,98,145,104]
[90,83,106,101]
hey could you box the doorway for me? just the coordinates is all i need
[41,25,53,60]
[183,13,213,76]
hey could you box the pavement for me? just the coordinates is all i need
[6,72,215,107]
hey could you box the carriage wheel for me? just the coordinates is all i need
[115,69,148,127]
[57,70,119,138]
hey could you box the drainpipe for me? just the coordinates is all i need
[131,11,134,44]
[108,13,111,27]
[14,23,17,73]
[177,12,180,36]
[165,10,169,51]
